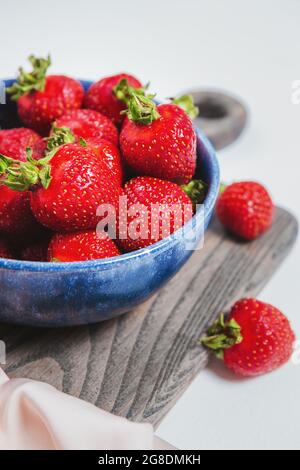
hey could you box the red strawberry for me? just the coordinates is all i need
[90,139,123,187]
[47,127,123,187]
[118,86,198,184]
[0,128,46,161]
[118,176,193,252]
[0,187,41,237]
[48,230,121,262]
[7,56,84,135]
[0,142,123,232]
[0,237,14,259]
[217,182,274,240]
[0,129,46,237]
[84,73,142,126]
[54,109,119,147]
[202,298,295,377]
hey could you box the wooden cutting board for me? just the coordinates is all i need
[1,207,297,428]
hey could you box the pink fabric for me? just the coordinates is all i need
[0,369,169,450]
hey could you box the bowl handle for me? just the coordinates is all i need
[187,90,248,150]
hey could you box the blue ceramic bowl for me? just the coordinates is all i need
[0,79,220,326]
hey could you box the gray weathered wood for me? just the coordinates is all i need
[1,208,298,428]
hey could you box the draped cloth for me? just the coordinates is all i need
[0,368,173,450]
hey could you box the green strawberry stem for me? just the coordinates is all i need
[201,314,243,359]
[6,55,51,101]
[172,95,199,119]
[181,179,208,206]
[46,126,76,156]
[0,150,51,191]
[219,182,227,194]
[114,78,160,124]
[113,78,145,106]
[114,80,199,123]
[79,137,88,147]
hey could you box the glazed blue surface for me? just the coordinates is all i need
[0,79,220,326]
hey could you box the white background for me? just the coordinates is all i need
[1,0,300,450]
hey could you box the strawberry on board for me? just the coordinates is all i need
[0,128,46,161]
[118,176,196,252]
[0,139,123,233]
[48,230,121,262]
[202,298,295,377]
[84,73,142,126]
[0,237,14,259]
[217,181,274,240]
[54,108,119,147]
[7,55,84,135]
[118,80,198,185]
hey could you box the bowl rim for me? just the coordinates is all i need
[0,80,220,272]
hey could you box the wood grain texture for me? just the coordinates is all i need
[1,208,298,428]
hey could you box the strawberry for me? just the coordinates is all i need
[0,237,14,259]
[48,230,121,262]
[48,126,123,187]
[0,129,46,237]
[7,55,84,135]
[118,176,194,252]
[91,139,123,187]
[0,141,123,232]
[0,187,41,237]
[217,181,274,240]
[84,73,142,126]
[202,298,295,377]
[0,128,46,161]
[118,84,198,185]
[54,109,119,147]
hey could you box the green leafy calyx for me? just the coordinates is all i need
[172,95,199,119]
[6,55,51,101]
[182,179,208,207]
[0,149,52,192]
[201,314,243,359]
[46,126,76,157]
[219,182,227,195]
[113,78,160,125]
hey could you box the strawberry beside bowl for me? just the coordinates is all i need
[0,79,220,327]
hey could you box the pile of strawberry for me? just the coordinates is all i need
[0,55,205,262]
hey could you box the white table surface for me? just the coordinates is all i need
[1,0,299,450]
